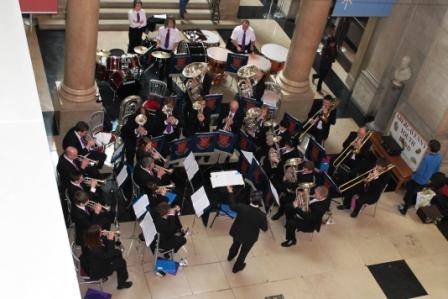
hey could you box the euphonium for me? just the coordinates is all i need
[295,182,315,212]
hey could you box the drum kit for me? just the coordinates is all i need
[260,43,288,74]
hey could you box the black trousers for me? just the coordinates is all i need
[312,67,330,92]
[402,179,423,210]
[128,27,143,53]
[109,255,129,285]
[285,218,312,241]
[228,238,255,270]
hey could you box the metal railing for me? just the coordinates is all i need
[208,0,220,23]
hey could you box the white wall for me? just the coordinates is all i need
[0,1,81,298]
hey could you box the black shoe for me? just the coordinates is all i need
[117,281,133,289]
[398,205,407,215]
[337,204,349,210]
[281,240,296,247]
[232,263,246,273]
[350,211,359,218]
[271,212,283,220]
[227,254,235,262]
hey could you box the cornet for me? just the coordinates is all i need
[77,155,98,166]
[83,177,106,186]
[86,200,111,212]
[149,146,167,163]
[101,230,121,236]
[153,165,174,174]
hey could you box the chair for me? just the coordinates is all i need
[89,110,105,136]
[360,184,389,218]
[70,242,104,290]
[149,79,167,98]
[152,233,175,272]
[64,189,74,229]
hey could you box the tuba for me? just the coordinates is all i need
[116,95,142,135]
[237,64,258,98]
[295,182,315,212]
[183,62,206,102]
[283,157,303,183]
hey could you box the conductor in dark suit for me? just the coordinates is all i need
[216,100,244,133]
[281,186,330,247]
[306,95,336,144]
[62,121,107,169]
[226,186,268,273]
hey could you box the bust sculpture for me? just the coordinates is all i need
[392,56,412,87]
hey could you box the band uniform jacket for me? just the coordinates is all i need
[183,106,211,137]
[80,238,122,280]
[72,205,96,245]
[228,193,268,244]
[216,104,244,133]
[340,131,373,173]
[62,128,89,156]
[357,173,390,205]
[57,154,81,189]
[120,112,153,151]
[133,166,161,190]
[307,99,336,141]
[293,197,330,232]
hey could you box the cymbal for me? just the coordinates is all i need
[134,46,148,55]
[96,49,110,57]
[152,51,172,59]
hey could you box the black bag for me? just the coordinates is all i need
[416,205,444,224]
[381,135,402,156]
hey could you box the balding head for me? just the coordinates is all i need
[358,127,367,138]
[65,146,78,160]
[230,100,239,113]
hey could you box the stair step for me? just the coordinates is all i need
[100,0,209,9]
[38,17,238,31]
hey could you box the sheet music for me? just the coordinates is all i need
[241,150,254,163]
[270,181,280,205]
[183,152,199,180]
[154,14,167,19]
[132,194,149,219]
[140,213,157,247]
[191,187,210,217]
[116,166,128,187]
[93,132,112,145]
[210,170,244,188]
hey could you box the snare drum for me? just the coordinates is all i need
[106,56,122,72]
[247,54,271,73]
[177,41,207,62]
[261,43,288,74]
[207,47,231,74]
[201,30,221,48]
[121,53,140,70]
[109,69,133,90]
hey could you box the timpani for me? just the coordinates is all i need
[207,47,231,84]
[246,53,272,73]
[261,43,288,74]
[201,30,221,48]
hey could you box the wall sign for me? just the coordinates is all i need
[332,0,395,17]
[388,112,428,171]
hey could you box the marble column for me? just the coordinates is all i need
[56,0,101,152]
[277,0,332,121]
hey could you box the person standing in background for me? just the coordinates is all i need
[312,37,337,94]
[128,0,147,53]
[180,0,190,19]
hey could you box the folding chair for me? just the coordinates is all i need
[149,79,167,98]
[361,184,388,218]
[64,189,74,229]
[70,242,104,290]
[89,110,105,136]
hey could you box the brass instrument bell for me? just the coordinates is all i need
[162,104,174,117]
[135,113,148,126]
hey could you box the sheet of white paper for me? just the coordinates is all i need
[116,166,128,187]
[183,152,199,180]
[210,170,244,188]
[132,194,149,219]
[270,181,280,205]
[154,14,167,19]
[241,150,254,163]
[191,187,210,217]
[140,213,157,247]
[93,132,112,145]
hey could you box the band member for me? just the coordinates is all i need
[67,170,104,205]
[252,70,267,102]
[281,186,330,247]
[72,191,112,246]
[62,121,107,168]
[277,138,303,172]
[151,104,180,143]
[80,225,132,289]
[57,146,102,191]
[272,161,318,220]
[216,100,244,133]
[399,139,441,215]
[151,202,187,254]
[228,19,256,54]
[306,95,336,144]
[333,127,373,183]
[156,17,182,52]
[145,182,171,209]
[127,0,147,53]
[133,157,167,190]
[183,98,211,137]
[275,119,291,146]
[136,136,165,165]
[226,186,267,273]
[121,108,153,164]
[338,158,390,218]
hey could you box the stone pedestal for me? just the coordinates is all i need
[369,81,403,132]
[220,0,240,20]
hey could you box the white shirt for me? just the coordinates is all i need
[128,9,147,28]
[64,155,79,170]
[230,25,256,46]
[156,26,182,51]
[74,131,86,149]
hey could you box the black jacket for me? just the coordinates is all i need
[294,197,330,232]
[183,106,211,137]
[340,131,373,173]
[80,238,122,280]
[133,166,161,190]
[216,104,244,133]
[307,99,336,141]
[359,173,390,204]
[228,193,268,244]
[57,154,81,189]
[62,128,89,155]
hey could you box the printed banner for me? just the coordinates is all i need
[19,0,57,13]
[332,0,395,17]
[388,111,428,171]
[204,94,223,114]
[169,138,192,160]
[225,53,249,73]
[170,54,191,75]
[190,132,216,153]
[215,130,237,154]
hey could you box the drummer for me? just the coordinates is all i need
[156,17,182,52]
[228,19,256,54]
[128,0,147,53]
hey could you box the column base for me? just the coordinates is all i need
[276,89,315,122]
[277,71,312,95]
[58,81,97,104]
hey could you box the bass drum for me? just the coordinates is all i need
[109,70,133,90]
[177,41,207,63]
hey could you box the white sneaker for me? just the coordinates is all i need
[179,258,188,267]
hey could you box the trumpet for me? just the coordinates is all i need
[149,146,167,163]
[77,155,98,165]
[83,177,106,186]
[338,163,395,193]
[153,165,174,174]
[156,183,176,194]
[333,131,373,168]
[100,230,121,236]
[86,200,111,212]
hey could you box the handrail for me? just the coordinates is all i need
[208,0,220,23]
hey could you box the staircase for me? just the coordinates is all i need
[38,0,238,31]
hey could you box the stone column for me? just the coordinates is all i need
[56,0,101,152]
[220,0,240,20]
[368,81,403,131]
[277,0,332,121]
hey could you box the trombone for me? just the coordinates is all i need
[153,165,174,174]
[86,200,111,212]
[333,131,373,168]
[338,163,395,193]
